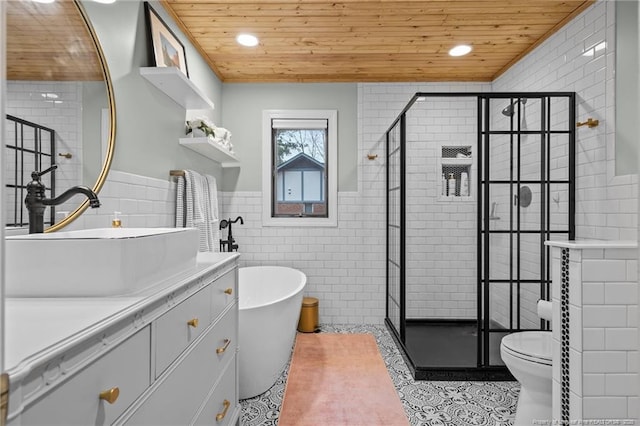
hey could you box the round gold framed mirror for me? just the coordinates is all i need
[6,0,115,233]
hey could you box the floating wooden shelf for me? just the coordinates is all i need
[179,137,239,167]
[140,67,214,110]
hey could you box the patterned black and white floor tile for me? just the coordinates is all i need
[240,324,519,426]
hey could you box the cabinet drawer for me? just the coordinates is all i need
[124,306,237,426]
[155,286,211,377]
[22,327,151,426]
[211,269,236,322]
[192,357,238,426]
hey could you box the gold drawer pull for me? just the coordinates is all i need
[224,288,233,295]
[216,338,231,354]
[187,318,199,328]
[216,399,230,422]
[99,387,120,404]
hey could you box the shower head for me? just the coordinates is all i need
[501,104,515,117]
[501,98,527,117]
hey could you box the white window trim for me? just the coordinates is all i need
[262,109,338,227]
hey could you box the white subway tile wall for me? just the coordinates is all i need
[220,190,387,324]
[64,170,176,231]
[550,245,638,421]
[404,97,478,319]
[353,83,492,324]
[487,95,574,330]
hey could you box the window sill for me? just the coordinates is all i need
[261,216,337,227]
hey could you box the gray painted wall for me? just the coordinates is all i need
[81,0,224,181]
[220,83,358,192]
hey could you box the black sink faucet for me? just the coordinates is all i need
[219,216,244,252]
[25,165,101,234]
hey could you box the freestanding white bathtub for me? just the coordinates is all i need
[238,266,307,399]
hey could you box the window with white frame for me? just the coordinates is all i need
[262,110,337,227]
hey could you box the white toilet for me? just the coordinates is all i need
[500,301,553,425]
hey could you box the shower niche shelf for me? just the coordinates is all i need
[441,157,472,166]
[438,145,473,201]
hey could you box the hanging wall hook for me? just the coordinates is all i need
[366,154,378,160]
[576,118,599,128]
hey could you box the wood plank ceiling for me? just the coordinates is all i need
[6,0,102,81]
[6,1,103,81]
[162,0,595,83]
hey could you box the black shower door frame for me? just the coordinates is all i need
[384,92,576,379]
[477,92,576,369]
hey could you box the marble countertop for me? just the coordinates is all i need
[4,252,239,373]
[545,239,638,249]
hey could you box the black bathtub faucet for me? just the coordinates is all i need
[219,216,244,252]
[25,165,101,234]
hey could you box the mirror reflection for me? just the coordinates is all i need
[5,0,112,232]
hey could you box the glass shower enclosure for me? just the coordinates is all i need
[385,92,575,380]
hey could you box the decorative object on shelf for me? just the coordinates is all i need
[144,2,188,77]
[185,117,234,154]
[186,117,216,138]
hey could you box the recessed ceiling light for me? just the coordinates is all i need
[449,44,472,57]
[236,34,259,47]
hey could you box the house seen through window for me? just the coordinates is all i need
[274,121,327,217]
[262,110,337,227]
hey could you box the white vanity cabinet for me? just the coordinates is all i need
[6,253,240,426]
[154,285,212,377]
[119,268,238,425]
[19,327,152,426]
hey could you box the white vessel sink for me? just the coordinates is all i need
[6,228,199,297]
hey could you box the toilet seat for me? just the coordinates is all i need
[501,331,552,365]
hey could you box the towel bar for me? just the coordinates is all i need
[169,170,185,177]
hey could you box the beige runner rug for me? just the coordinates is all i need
[278,333,409,426]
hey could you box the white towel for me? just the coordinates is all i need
[175,170,220,252]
